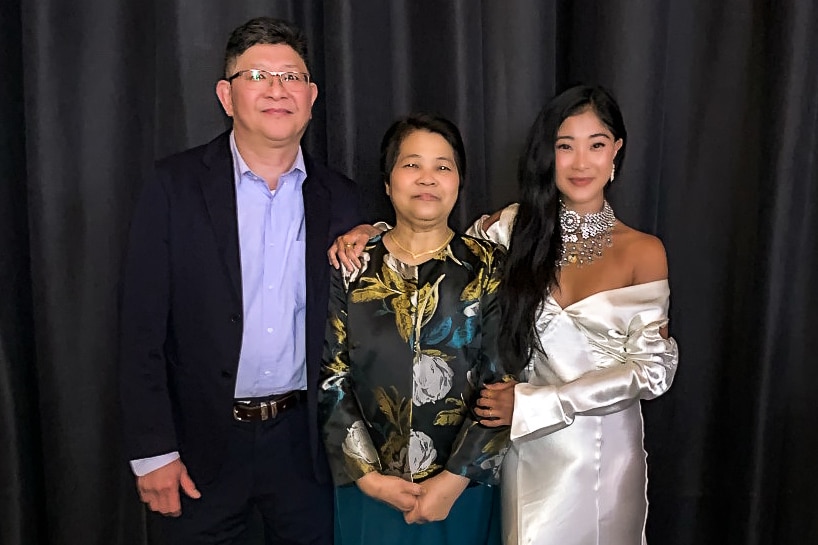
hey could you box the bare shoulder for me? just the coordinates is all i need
[614,222,668,284]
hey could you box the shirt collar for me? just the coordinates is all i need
[229,130,307,185]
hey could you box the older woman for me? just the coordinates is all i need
[319,113,509,545]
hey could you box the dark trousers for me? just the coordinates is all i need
[159,403,333,545]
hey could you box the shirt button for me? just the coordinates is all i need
[267,327,273,333]
[268,285,273,290]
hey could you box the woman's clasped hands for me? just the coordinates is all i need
[356,470,470,525]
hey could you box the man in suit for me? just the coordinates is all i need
[119,17,362,544]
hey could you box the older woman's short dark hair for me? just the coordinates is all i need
[379,113,467,187]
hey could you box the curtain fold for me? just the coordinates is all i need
[1,1,816,543]
[748,1,818,542]
[0,1,42,545]
[17,0,155,543]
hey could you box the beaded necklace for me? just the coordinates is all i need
[558,200,616,267]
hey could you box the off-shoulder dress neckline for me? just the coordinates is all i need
[548,278,669,311]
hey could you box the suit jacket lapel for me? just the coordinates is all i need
[303,154,331,306]
[302,154,332,404]
[200,132,243,302]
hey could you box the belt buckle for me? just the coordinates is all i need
[232,405,250,422]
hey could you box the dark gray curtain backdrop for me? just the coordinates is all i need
[1,1,816,544]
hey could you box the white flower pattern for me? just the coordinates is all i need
[408,430,437,474]
[342,420,378,465]
[412,354,454,406]
[342,251,371,287]
[478,451,508,480]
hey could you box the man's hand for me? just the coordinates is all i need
[475,380,518,427]
[404,471,469,524]
[327,224,382,270]
[356,472,424,513]
[136,458,201,517]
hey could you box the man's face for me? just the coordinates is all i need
[216,43,318,149]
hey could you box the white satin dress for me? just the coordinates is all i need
[469,205,679,545]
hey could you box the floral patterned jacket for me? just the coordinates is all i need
[319,232,511,487]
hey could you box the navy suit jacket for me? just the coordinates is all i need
[119,131,362,483]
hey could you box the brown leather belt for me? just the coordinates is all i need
[232,391,303,422]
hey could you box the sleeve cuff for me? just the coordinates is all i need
[510,383,571,441]
[130,451,180,476]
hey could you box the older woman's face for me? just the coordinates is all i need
[386,129,460,228]
[554,108,622,212]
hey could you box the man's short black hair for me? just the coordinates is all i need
[224,17,310,77]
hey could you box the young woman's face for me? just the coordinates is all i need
[554,108,623,212]
[386,129,460,228]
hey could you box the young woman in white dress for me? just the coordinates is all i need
[328,85,679,545]
[470,85,678,545]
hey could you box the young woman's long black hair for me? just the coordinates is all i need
[498,85,627,374]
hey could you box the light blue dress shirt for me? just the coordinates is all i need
[231,132,308,397]
[130,132,308,476]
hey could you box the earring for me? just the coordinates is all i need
[610,163,616,183]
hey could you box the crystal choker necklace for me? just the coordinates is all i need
[558,200,616,267]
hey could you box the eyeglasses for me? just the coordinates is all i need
[226,69,311,91]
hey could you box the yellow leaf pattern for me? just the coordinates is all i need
[350,274,398,304]
[374,386,411,475]
[391,293,414,343]
[433,398,466,426]
[324,314,349,375]
[412,463,443,480]
[417,274,444,330]
[422,348,455,362]
[460,267,486,302]
[482,427,511,454]
[463,236,494,265]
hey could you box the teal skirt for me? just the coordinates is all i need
[334,482,501,545]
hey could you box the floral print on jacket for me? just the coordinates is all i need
[319,233,511,487]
